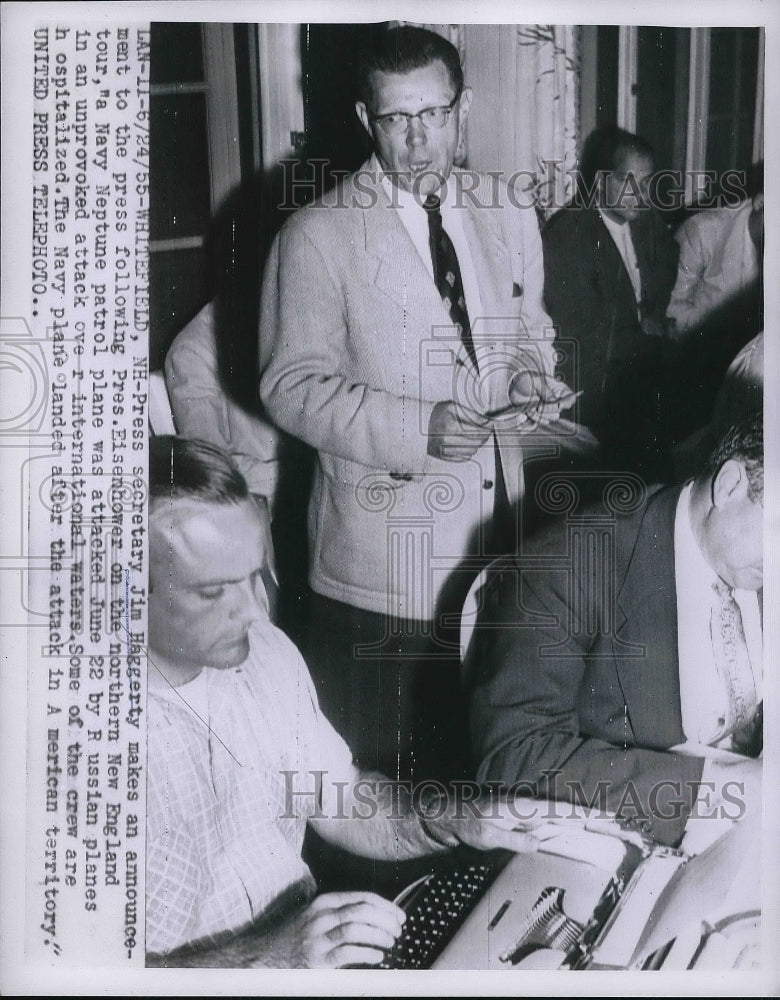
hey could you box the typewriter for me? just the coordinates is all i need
[375,815,760,971]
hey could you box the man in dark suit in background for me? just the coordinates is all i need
[464,415,763,847]
[542,125,679,480]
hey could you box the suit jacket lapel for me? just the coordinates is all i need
[592,211,632,291]
[613,486,686,748]
[354,168,511,382]
[354,169,451,330]
[461,188,510,314]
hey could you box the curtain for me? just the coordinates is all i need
[463,25,579,218]
[513,25,579,218]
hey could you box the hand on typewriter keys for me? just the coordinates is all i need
[275,891,405,968]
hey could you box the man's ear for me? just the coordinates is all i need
[355,101,372,138]
[458,85,473,128]
[712,458,750,507]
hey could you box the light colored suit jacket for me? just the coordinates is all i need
[260,165,556,619]
[166,302,282,505]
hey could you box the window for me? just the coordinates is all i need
[608,26,763,205]
[149,23,247,368]
[706,28,761,180]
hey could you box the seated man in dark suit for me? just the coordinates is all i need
[464,415,763,847]
[542,125,679,480]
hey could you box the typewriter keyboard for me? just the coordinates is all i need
[379,861,500,969]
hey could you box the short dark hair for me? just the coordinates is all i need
[577,125,655,198]
[356,25,463,106]
[149,436,248,513]
[705,413,763,502]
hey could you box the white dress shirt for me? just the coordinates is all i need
[146,620,354,953]
[166,302,282,504]
[674,482,762,748]
[599,210,643,307]
[378,159,484,325]
[667,200,760,334]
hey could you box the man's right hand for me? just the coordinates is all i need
[427,400,492,461]
[276,891,405,968]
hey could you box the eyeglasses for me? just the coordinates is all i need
[369,90,462,136]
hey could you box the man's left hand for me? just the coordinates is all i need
[424,794,628,855]
[423,794,573,854]
[640,315,673,339]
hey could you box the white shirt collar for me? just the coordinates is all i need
[374,154,461,213]
[372,154,483,326]
[675,482,719,589]
[674,482,762,747]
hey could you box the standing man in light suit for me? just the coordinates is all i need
[260,26,573,781]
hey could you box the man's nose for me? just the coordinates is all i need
[406,115,427,146]
[231,578,268,625]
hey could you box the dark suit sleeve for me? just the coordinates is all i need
[542,210,641,435]
[464,553,704,847]
[541,210,605,356]
[635,209,679,321]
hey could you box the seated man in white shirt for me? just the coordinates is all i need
[662,173,763,449]
[465,415,763,848]
[667,175,763,336]
[145,435,555,968]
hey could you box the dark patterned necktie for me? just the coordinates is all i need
[423,194,514,550]
[710,579,759,738]
[424,195,478,369]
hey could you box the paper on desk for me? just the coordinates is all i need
[533,825,628,872]
[590,812,759,968]
[629,811,760,967]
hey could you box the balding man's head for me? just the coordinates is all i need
[149,437,269,683]
[694,414,764,591]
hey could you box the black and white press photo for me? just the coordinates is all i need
[1,3,777,996]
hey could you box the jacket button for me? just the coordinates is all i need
[483,479,493,490]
